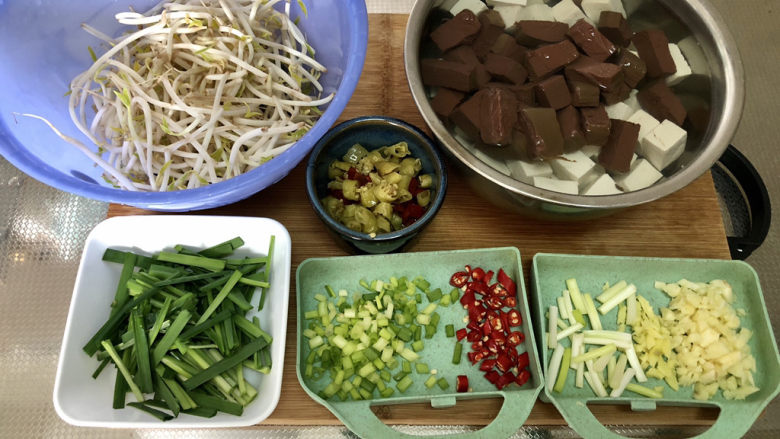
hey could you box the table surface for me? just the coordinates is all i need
[107,13,731,428]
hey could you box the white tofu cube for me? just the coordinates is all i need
[640,120,687,171]
[580,164,605,190]
[580,0,626,22]
[614,159,663,192]
[627,109,661,144]
[551,0,593,26]
[580,144,601,159]
[437,0,460,10]
[666,44,693,86]
[473,148,512,176]
[606,102,634,121]
[486,0,529,6]
[450,0,488,16]
[623,89,641,113]
[532,176,579,195]
[582,173,621,195]
[677,36,710,76]
[517,4,556,21]
[493,5,522,30]
[507,158,553,183]
[549,150,597,184]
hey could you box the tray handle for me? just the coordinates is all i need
[556,398,762,439]
[332,390,534,439]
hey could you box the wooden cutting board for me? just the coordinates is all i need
[108,14,728,427]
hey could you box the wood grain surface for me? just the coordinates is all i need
[107,14,729,428]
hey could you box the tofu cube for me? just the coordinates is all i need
[580,144,602,160]
[627,109,661,145]
[666,43,693,86]
[582,173,621,195]
[473,147,512,176]
[551,0,593,26]
[614,158,663,192]
[532,176,579,194]
[623,89,641,113]
[486,0,529,6]
[580,0,626,22]
[606,102,634,121]
[493,5,522,30]
[640,120,687,170]
[450,0,488,16]
[549,150,597,184]
[580,163,605,190]
[517,4,556,21]
[507,158,554,183]
[677,36,710,76]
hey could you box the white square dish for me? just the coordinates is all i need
[53,215,291,428]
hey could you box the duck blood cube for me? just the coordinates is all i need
[480,87,518,145]
[491,33,527,60]
[520,107,565,158]
[637,80,687,126]
[580,105,611,146]
[431,88,465,118]
[473,10,506,55]
[569,80,600,107]
[568,19,617,62]
[421,59,478,92]
[451,91,484,140]
[615,50,647,88]
[443,46,491,88]
[430,9,482,52]
[602,81,631,105]
[598,119,640,172]
[557,105,586,152]
[564,56,624,92]
[535,75,572,110]
[484,53,529,85]
[514,20,570,46]
[633,29,676,78]
[598,10,632,47]
[487,82,536,106]
[524,39,581,81]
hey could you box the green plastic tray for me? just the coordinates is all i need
[295,247,543,439]
[530,253,780,439]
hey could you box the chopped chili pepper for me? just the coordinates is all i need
[455,328,468,341]
[516,352,530,371]
[469,281,489,295]
[489,283,508,297]
[507,331,525,347]
[408,175,422,196]
[484,270,494,284]
[456,375,469,393]
[491,331,506,346]
[479,358,497,371]
[515,369,531,386]
[401,203,425,226]
[471,267,485,282]
[466,329,481,342]
[507,309,523,326]
[497,268,516,296]
[496,353,513,373]
[485,296,503,310]
[496,371,516,390]
[346,167,371,186]
[503,296,517,308]
[450,271,469,288]
[460,290,475,307]
[484,370,501,384]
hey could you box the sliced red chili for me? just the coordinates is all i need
[464,265,472,274]
[497,268,516,296]
[491,331,506,346]
[466,329,482,342]
[485,338,500,354]
[500,311,511,334]
[456,375,469,393]
[485,296,503,310]
[481,321,491,337]
[488,283,508,298]
[516,352,530,370]
[466,320,480,331]
[471,340,484,352]
[471,267,485,282]
[460,290,475,307]
[503,296,517,308]
[467,351,478,364]
[471,351,486,364]
[484,270,494,284]
[408,175,422,196]
[507,309,523,326]
[455,328,468,341]
[507,331,525,347]
[496,353,513,373]
[507,346,518,363]
[468,304,486,323]
[469,281,489,296]
[488,315,503,333]
[450,271,469,288]
[484,370,501,384]
[479,358,497,371]
[402,203,425,226]
[515,369,531,387]
[496,371,516,390]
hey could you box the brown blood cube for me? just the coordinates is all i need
[569,80,600,107]
[598,11,633,47]
[568,19,617,62]
[580,106,611,146]
[524,39,581,81]
[638,81,687,126]
[473,10,506,55]
[486,82,536,106]
[557,105,586,152]
[450,91,484,140]
[430,9,482,52]
[480,88,519,145]
[598,119,641,173]
[443,46,491,88]
[421,58,477,92]
[602,82,632,105]
[633,30,676,78]
[535,75,572,110]
[520,107,565,158]
[484,53,529,85]
[515,20,570,46]
[431,88,465,119]
[615,50,647,88]
[564,56,624,92]
[491,33,527,61]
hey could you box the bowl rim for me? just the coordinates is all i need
[305,116,448,243]
[0,0,369,212]
[404,0,745,210]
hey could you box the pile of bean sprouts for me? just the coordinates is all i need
[27,0,331,191]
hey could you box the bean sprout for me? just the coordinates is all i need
[28,0,331,191]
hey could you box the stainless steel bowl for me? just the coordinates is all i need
[404,0,744,218]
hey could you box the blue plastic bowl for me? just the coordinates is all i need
[0,0,367,211]
[306,117,448,254]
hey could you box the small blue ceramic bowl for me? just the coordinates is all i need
[306,117,447,254]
